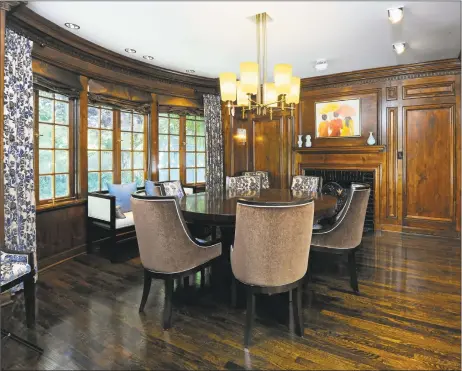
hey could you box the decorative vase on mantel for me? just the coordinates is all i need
[305,135,312,147]
[297,135,303,148]
[367,132,376,146]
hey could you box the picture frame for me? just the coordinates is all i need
[315,98,361,138]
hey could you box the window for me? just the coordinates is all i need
[35,90,74,205]
[88,105,114,192]
[120,111,146,186]
[87,107,147,192]
[158,113,206,185]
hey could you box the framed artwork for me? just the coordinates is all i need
[315,99,361,138]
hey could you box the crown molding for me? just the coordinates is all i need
[7,6,219,94]
[302,59,461,90]
[0,1,24,12]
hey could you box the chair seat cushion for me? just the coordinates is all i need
[116,211,134,229]
[1,253,31,286]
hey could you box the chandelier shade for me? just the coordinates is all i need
[286,77,301,104]
[274,64,292,95]
[263,83,277,107]
[239,62,259,95]
[236,81,248,106]
[219,72,237,101]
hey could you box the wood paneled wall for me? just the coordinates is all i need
[224,59,461,237]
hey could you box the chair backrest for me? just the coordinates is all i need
[159,180,185,198]
[315,183,370,249]
[131,194,204,273]
[231,198,314,287]
[291,175,322,193]
[243,171,270,189]
[226,175,261,192]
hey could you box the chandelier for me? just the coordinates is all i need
[219,12,301,120]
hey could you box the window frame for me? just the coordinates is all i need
[34,90,76,210]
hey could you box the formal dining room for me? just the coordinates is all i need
[0,1,461,370]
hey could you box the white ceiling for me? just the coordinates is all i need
[28,1,461,79]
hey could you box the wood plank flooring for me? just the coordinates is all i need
[1,231,460,370]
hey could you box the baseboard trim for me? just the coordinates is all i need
[38,244,87,272]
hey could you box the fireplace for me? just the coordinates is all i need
[303,168,375,232]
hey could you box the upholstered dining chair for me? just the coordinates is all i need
[226,175,261,192]
[158,180,186,198]
[243,171,270,189]
[310,183,370,293]
[231,197,314,347]
[291,175,322,193]
[131,194,222,329]
[1,250,43,353]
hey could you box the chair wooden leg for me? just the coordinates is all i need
[86,221,93,254]
[292,280,304,337]
[163,277,174,330]
[139,270,152,313]
[231,276,237,308]
[109,232,118,263]
[348,250,359,293]
[23,273,35,328]
[183,276,190,287]
[244,287,255,348]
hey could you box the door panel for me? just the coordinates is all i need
[403,104,455,228]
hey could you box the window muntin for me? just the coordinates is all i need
[158,113,180,182]
[120,111,146,186]
[37,91,73,203]
[185,115,206,184]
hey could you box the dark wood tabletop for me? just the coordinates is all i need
[180,189,337,226]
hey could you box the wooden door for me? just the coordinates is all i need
[252,116,291,189]
[403,104,456,232]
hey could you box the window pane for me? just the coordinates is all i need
[186,153,195,167]
[39,124,53,148]
[133,170,144,187]
[197,168,205,183]
[88,129,100,150]
[170,169,179,181]
[55,94,69,101]
[133,114,144,132]
[88,107,100,128]
[55,174,69,198]
[55,126,69,149]
[121,170,132,184]
[169,118,180,134]
[88,172,100,193]
[170,152,179,168]
[121,132,132,150]
[170,135,179,151]
[197,153,206,167]
[101,151,113,171]
[39,91,53,98]
[133,133,144,151]
[196,137,206,151]
[121,151,132,170]
[101,130,113,150]
[88,151,99,171]
[101,172,113,190]
[186,169,195,184]
[121,112,132,131]
[133,152,144,169]
[55,150,69,173]
[39,97,53,123]
[39,150,53,174]
[159,135,168,151]
[101,109,113,129]
[196,121,205,136]
[186,136,195,152]
[39,175,53,200]
[55,101,69,125]
[159,169,169,182]
[186,120,195,135]
[158,152,168,168]
[159,117,169,134]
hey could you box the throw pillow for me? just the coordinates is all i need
[145,180,162,196]
[107,182,137,213]
[115,205,126,219]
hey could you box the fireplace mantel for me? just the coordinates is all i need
[293,145,386,154]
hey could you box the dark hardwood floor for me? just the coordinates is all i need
[2,231,460,370]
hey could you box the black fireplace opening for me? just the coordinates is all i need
[303,169,375,232]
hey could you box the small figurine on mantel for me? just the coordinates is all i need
[297,135,303,148]
[305,135,312,147]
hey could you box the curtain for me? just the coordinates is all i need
[203,94,224,191]
[3,28,36,259]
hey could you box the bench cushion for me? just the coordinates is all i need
[116,211,134,229]
[1,252,31,286]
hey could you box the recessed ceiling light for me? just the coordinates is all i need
[314,59,328,71]
[393,42,406,55]
[143,55,154,60]
[125,48,136,54]
[186,69,195,73]
[388,7,404,24]
[64,23,80,30]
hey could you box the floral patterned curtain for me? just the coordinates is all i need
[3,28,36,255]
[203,94,224,192]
